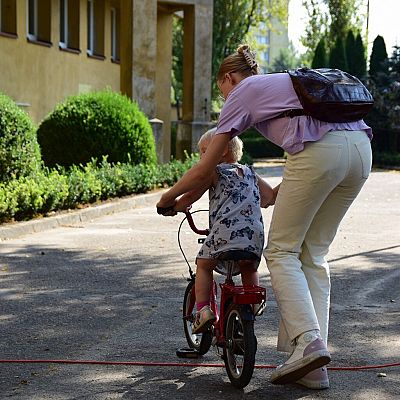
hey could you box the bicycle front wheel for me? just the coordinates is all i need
[223,305,256,388]
[183,279,212,355]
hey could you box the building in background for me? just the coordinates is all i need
[252,4,289,73]
[0,0,213,163]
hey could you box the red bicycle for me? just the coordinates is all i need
[178,209,266,388]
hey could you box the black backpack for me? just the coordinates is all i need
[279,68,374,123]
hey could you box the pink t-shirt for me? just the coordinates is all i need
[216,73,372,154]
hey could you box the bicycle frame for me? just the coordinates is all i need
[183,211,266,347]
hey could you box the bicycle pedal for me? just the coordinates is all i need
[176,348,200,359]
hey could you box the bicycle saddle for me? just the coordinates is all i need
[217,250,260,262]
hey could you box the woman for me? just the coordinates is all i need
[157,44,372,389]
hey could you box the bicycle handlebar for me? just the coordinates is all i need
[157,205,209,236]
[156,205,175,215]
[184,210,209,236]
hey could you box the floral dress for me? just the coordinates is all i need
[197,163,264,275]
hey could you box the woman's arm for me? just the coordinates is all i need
[157,133,230,208]
[173,179,213,212]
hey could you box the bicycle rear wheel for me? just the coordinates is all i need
[183,279,212,355]
[223,305,256,388]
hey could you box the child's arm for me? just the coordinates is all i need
[256,173,277,208]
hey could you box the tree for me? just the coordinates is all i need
[386,46,400,130]
[271,43,300,72]
[352,33,367,80]
[329,37,348,71]
[301,0,365,64]
[211,0,287,99]
[311,37,328,68]
[369,35,389,81]
[365,45,400,153]
[171,1,288,110]
[327,0,359,46]
[172,16,183,119]
[301,0,328,64]
[345,30,356,74]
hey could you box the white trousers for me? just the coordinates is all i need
[264,130,372,352]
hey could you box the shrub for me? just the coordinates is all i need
[0,154,198,223]
[37,90,157,168]
[0,170,68,221]
[240,128,284,158]
[0,93,41,183]
[372,151,400,168]
[65,162,103,207]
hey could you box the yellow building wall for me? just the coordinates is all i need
[0,0,120,124]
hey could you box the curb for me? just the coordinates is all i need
[0,191,164,241]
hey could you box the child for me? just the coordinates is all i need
[171,128,275,333]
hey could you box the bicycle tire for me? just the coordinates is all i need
[182,279,212,355]
[223,305,256,388]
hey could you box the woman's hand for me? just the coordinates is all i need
[156,195,177,216]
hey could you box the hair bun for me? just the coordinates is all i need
[237,44,259,74]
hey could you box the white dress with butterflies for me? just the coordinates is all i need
[197,163,264,276]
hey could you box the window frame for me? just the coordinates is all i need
[110,6,120,62]
[0,0,17,37]
[59,0,67,47]
[87,0,94,55]
[59,0,80,53]
[87,0,105,60]
[26,0,52,46]
[27,0,38,41]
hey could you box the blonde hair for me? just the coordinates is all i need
[198,127,243,162]
[217,44,260,81]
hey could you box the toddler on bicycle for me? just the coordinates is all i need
[172,128,275,333]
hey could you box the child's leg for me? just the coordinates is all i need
[195,258,218,310]
[239,260,259,286]
[240,261,264,315]
[193,258,218,333]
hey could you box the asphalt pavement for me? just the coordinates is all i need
[0,164,399,399]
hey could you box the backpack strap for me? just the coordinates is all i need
[271,108,306,120]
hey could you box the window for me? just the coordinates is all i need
[0,0,17,36]
[256,34,268,45]
[261,50,270,64]
[87,0,104,58]
[110,7,120,62]
[60,0,80,51]
[27,0,51,44]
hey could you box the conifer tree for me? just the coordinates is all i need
[369,35,389,80]
[352,33,367,80]
[329,37,348,71]
[311,38,328,68]
[345,30,356,74]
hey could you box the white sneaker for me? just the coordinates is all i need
[192,306,216,334]
[296,366,330,389]
[270,330,331,385]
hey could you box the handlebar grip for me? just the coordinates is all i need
[157,205,175,215]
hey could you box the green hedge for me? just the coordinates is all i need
[37,90,157,167]
[372,151,400,168]
[241,128,284,158]
[0,93,42,182]
[0,155,198,223]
